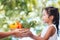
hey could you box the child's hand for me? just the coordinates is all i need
[18,29,33,38]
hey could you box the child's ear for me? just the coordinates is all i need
[49,15,54,20]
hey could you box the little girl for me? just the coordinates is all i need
[20,7,59,40]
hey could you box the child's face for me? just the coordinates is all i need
[42,10,50,23]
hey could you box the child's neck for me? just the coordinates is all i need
[48,21,53,25]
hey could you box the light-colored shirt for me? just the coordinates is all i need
[41,24,57,40]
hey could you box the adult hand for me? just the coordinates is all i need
[11,29,21,37]
[12,29,30,38]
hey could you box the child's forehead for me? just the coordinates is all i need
[42,10,48,15]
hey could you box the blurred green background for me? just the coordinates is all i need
[0,0,60,40]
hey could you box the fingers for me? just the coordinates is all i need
[20,30,32,37]
[18,29,30,33]
[12,29,31,38]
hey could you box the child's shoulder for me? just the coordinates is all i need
[49,24,56,29]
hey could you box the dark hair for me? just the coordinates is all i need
[44,7,59,33]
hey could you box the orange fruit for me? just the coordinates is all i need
[16,21,22,29]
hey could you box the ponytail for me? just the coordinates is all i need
[53,8,59,33]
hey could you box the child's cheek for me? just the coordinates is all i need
[42,16,48,23]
